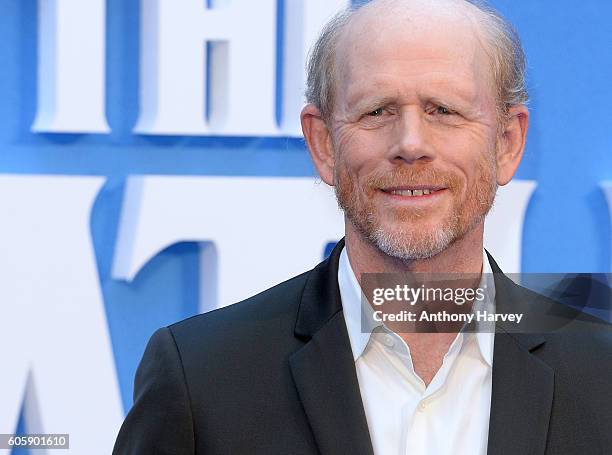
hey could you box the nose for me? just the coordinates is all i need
[386,107,436,164]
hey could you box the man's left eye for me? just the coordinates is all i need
[436,106,452,115]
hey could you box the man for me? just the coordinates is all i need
[114,0,612,454]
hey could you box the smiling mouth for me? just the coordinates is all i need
[381,186,446,197]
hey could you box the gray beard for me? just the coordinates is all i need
[339,190,495,262]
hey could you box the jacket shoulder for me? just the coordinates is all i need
[540,329,612,366]
[167,269,312,349]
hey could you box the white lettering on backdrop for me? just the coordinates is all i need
[111,176,345,311]
[32,0,109,133]
[484,180,536,274]
[281,0,351,135]
[0,176,123,454]
[136,0,278,135]
[32,0,351,136]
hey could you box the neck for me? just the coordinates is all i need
[344,221,486,386]
[344,219,485,283]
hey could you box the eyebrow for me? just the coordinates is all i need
[346,95,399,114]
[344,92,478,118]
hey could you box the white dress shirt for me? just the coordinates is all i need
[338,247,496,455]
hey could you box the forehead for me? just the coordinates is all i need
[335,3,494,108]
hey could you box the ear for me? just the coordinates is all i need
[496,105,529,186]
[301,104,335,186]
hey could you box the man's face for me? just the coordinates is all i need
[329,13,501,260]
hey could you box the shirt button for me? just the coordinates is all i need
[383,335,394,347]
[418,401,427,412]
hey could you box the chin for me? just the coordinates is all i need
[367,224,458,261]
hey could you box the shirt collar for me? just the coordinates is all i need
[338,246,374,361]
[338,246,495,367]
[476,252,495,367]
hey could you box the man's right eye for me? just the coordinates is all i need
[367,108,384,116]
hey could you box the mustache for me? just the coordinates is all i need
[361,166,460,190]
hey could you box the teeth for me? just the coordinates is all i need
[391,190,413,196]
[389,189,435,197]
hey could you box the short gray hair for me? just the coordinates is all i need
[305,0,529,122]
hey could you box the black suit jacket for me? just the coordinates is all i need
[113,240,612,454]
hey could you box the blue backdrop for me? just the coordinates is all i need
[1,1,611,438]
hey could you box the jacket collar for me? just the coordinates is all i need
[486,251,547,350]
[294,239,346,340]
[486,251,553,455]
[290,238,374,455]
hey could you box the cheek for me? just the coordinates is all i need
[447,128,494,154]
[462,151,497,197]
[333,123,359,152]
[333,128,377,176]
[334,126,392,174]
[443,130,497,180]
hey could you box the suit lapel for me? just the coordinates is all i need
[486,253,554,455]
[487,332,554,455]
[290,312,374,455]
[290,240,374,455]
